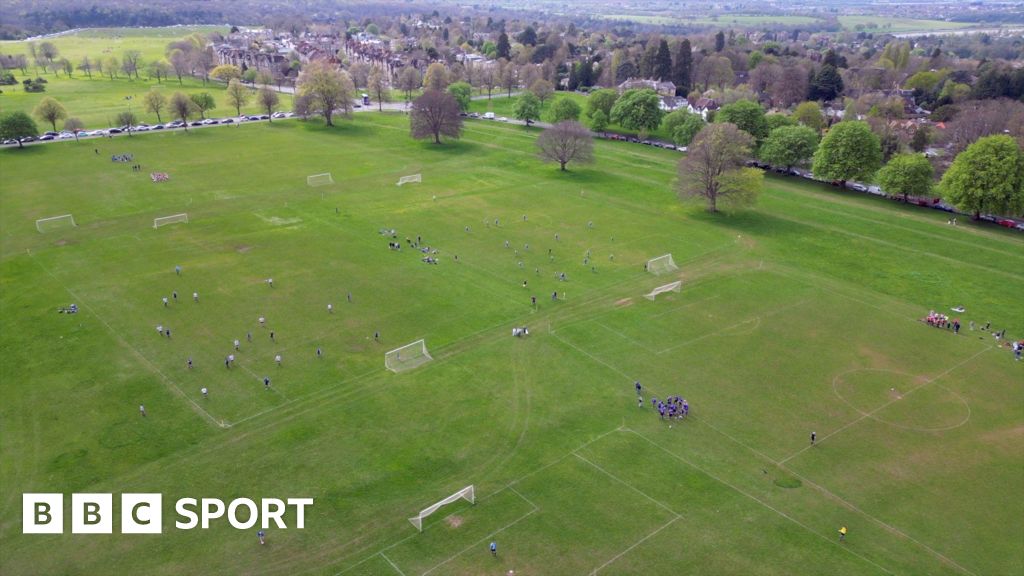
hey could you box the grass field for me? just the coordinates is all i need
[0,26,290,131]
[1,113,1022,575]
[836,16,973,34]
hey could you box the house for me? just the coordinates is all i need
[659,96,685,111]
[618,78,677,98]
[687,97,719,120]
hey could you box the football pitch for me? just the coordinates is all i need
[1,114,1021,575]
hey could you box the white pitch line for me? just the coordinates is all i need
[589,516,681,576]
[779,346,991,465]
[419,508,539,576]
[573,452,681,518]
[379,551,406,576]
[625,428,897,576]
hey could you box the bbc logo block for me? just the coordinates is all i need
[23,493,162,534]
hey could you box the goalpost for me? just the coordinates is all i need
[36,214,76,233]
[409,485,475,531]
[307,173,334,187]
[646,253,678,276]
[645,280,682,301]
[385,339,433,372]
[153,213,189,229]
[396,173,422,186]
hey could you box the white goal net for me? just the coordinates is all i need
[385,339,433,372]
[409,485,475,531]
[36,214,76,233]
[154,213,189,229]
[645,280,682,301]
[307,173,334,187]
[646,253,678,276]
[396,173,422,186]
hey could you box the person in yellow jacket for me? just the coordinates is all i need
[839,526,847,542]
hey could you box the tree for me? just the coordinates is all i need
[148,59,172,83]
[499,61,518,98]
[447,81,472,112]
[589,109,609,135]
[225,79,249,117]
[536,121,594,171]
[33,97,67,132]
[103,56,119,80]
[293,93,314,120]
[496,32,511,59]
[116,111,138,136]
[715,99,769,142]
[765,114,796,131]
[513,91,542,126]
[38,42,58,67]
[678,123,762,212]
[654,39,672,81]
[940,135,1024,218]
[169,92,198,130]
[792,101,825,133]
[758,125,819,169]
[368,66,391,112]
[423,62,449,91]
[258,87,280,120]
[296,62,355,126]
[530,79,554,107]
[144,90,167,123]
[123,50,142,79]
[63,117,85,142]
[809,64,844,101]
[587,89,619,119]
[0,112,39,148]
[398,66,422,102]
[877,153,935,202]
[696,55,733,91]
[190,92,216,119]
[347,61,371,89]
[518,26,537,46]
[549,98,582,123]
[77,56,93,79]
[410,89,463,144]
[672,39,693,95]
[909,126,931,153]
[714,31,726,53]
[610,89,663,136]
[812,121,882,183]
[662,109,696,137]
[211,64,242,84]
[671,114,704,147]
[168,49,189,84]
[771,65,810,108]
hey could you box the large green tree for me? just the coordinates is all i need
[296,61,355,126]
[513,91,542,126]
[809,64,844,101]
[0,112,39,148]
[759,125,819,169]
[653,39,672,81]
[671,39,693,95]
[190,92,216,119]
[496,32,511,59]
[715,99,768,142]
[587,89,619,119]
[940,135,1024,218]
[876,153,935,202]
[446,81,472,112]
[792,101,825,133]
[812,121,882,183]
[610,89,663,136]
[548,98,582,123]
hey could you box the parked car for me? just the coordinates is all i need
[190,121,203,126]
[997,219,1017,228]
[483,112,495,119]
[221,118,234,124]
[2,139,17,145]
[168,120,184,127]
[107,129,122,134]
[135,125,150,132]
[59,132,74,139]
[497,116,509,122]
[468,112,480,118]
[202,119,218,125]
[847,182,868,192]
[39,135,55,141]
[43,131,58,137]
[259,115,270,120]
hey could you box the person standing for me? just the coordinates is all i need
[139,404,146,417]
[811,431,816,445]
[257,529,266,545]
[838,526,847,542]
[489,541,497,557]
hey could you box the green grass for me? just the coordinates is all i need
[836,16,973,34]
[1,113,1022,575]
[0,72,294,130]
[0,26,230,64]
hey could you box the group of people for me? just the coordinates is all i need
[111,153,134,163]
[923,311,960,333]
[150,172,170,182]
[58,303,78,314]
[653,396,690,422]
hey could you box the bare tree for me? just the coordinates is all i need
[770,64,809,109]
[347,61,371,89]
[63,117,85,141]
[397,66,422,102]
[144,90,167,123]
[168,49,189,84]
[530,79,555,107]
[480,66,497,99]
[536,121,594,171]
[169,92,198,130]
[410,89,463,144]
[258,87,280,120]
[123,50,143,79]
[77,56,93,79]
[677,123,762,212]
[367,65,390,112]
[225,79,250,117]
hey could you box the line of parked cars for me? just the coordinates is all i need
[2,112,296,146]
[746,160,1024,231]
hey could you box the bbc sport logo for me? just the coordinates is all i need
[23,493,313,534]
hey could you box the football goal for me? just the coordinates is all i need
[153,213,189,229]
[646,253,678,276]
[385,339,433,372]
[36,214,76,233]
[307,173,334,187]
[409,485,475,531]
[645,280,682,301]
[396,173,422,186]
